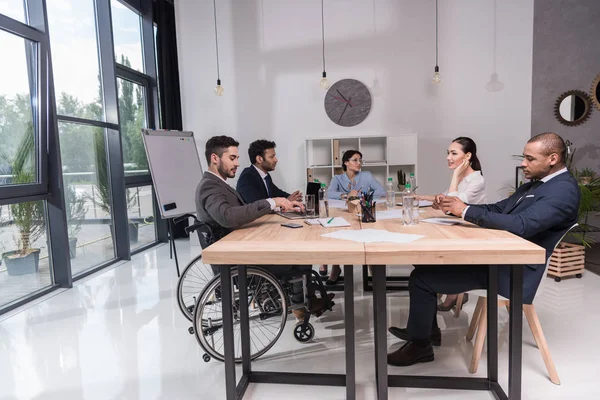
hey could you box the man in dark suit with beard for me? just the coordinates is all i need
[387,132,580,366]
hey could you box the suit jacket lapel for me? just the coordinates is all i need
[205,172,246,204]
[504,181,543,214]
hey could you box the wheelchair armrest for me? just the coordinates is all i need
[173,213,199,225]
[185,222,204,235]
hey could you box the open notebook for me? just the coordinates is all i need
[305,217,351,228]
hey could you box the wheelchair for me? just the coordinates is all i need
[193,265,334,363]
[174,214,335,363]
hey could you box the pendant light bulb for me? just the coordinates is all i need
[432,66,441,84]
[215,79,224,96]
[320,72,330,89]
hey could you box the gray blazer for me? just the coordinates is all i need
[195,171,272,234]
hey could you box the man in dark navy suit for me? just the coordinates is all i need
[236,140,302,204]
[387,132,580,366]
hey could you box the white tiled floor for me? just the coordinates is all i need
[1,240,599,400]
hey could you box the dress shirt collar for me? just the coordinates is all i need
[208,170,227,183]
[541,167,568,183]
[253,164,268,179]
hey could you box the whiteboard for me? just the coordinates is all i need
[142,129,203,219]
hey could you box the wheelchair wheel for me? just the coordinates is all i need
[177,254,214,321]
[293,322,314,343]
[193,267,288,363]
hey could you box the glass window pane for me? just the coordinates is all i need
[58,122,116,276]
[117,78,148,176]
[0,200,53,308]
[47,0,104,121]
[127,185,156,250]
[0,30,38,187]
[0,0,26,23]
[111,0,144,72]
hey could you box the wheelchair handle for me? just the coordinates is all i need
[173,213,198,225]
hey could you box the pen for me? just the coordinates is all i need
[327,217,334,224]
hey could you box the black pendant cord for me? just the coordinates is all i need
[435,0,438,68]
[321,0,326,75]
[213,0,220,82]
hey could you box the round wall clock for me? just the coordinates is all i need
[324,79,372,127]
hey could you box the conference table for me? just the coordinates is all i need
[202,206,545,400]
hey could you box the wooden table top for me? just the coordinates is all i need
[201,206,546,266]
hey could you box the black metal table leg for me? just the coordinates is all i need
[372,265,388,400]
[344,265,356,400]
[238,266,252,380]
[487,266,499,384]
[220,265,236,400]
[509,265,524,399]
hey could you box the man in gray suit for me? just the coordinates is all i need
[196,135,333,318]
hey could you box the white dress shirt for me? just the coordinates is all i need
[445,170,488,204]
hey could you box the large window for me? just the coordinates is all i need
[1,0,165,314]
[0,29,38,186]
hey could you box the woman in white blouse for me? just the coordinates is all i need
[418,137,488,311]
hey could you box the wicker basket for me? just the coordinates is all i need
[547,242,585,282]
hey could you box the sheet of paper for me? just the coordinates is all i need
[321,229,424,243]
[327,199,348,209]
[421,217,470,226]
[318,217,351,228]
[304,219,320,225]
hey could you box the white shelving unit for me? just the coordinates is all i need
[305,134,418,192]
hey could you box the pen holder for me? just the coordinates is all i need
[361,204,376,223]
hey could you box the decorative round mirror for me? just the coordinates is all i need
[554,90,592,126]
[591,74,600,110]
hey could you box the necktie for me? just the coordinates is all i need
[264,174,273,197]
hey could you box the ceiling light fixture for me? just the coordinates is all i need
[320,0,330,89]
[213,0,224,96]
[432,0,441,84]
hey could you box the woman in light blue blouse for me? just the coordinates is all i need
[327,150,386,200]
[320,150,386,283]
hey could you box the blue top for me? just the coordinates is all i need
[327,171,386,199]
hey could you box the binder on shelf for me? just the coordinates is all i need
[306,168,314,182]
[333,139,340,165]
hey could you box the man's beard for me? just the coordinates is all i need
[218,164,235,178]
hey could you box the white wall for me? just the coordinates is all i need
[175,0,533,201]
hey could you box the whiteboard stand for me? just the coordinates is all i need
[141,129,205,277]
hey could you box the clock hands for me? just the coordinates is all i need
[331,95,354,107]
[338,97,352,124]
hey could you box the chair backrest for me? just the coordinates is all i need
[535,223,579,298]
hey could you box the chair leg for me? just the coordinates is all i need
[453,293,464,318]
[524,304,561,385]
[466,297,484,342]
[469,300,488,374]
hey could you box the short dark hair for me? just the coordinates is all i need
[528,132,567,164]
[205,135,239,164]
[342,150,362,171]
[248,140,276,164]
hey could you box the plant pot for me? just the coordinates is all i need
[129,222,139,244]
[2,249,41,276]
[579,176,592,185]
[68,237,78,259]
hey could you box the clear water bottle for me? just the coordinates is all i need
[402,183,414,225]
[318,183,329,218]
[386,177,396,209]
[407,173,419,223]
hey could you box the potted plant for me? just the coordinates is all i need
[2,127,45,276]
[4,179,44,276]
[65,184,87,259]
[578,167,596,185]
[90,130,139,243]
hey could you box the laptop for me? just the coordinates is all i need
[276,182,322,219]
